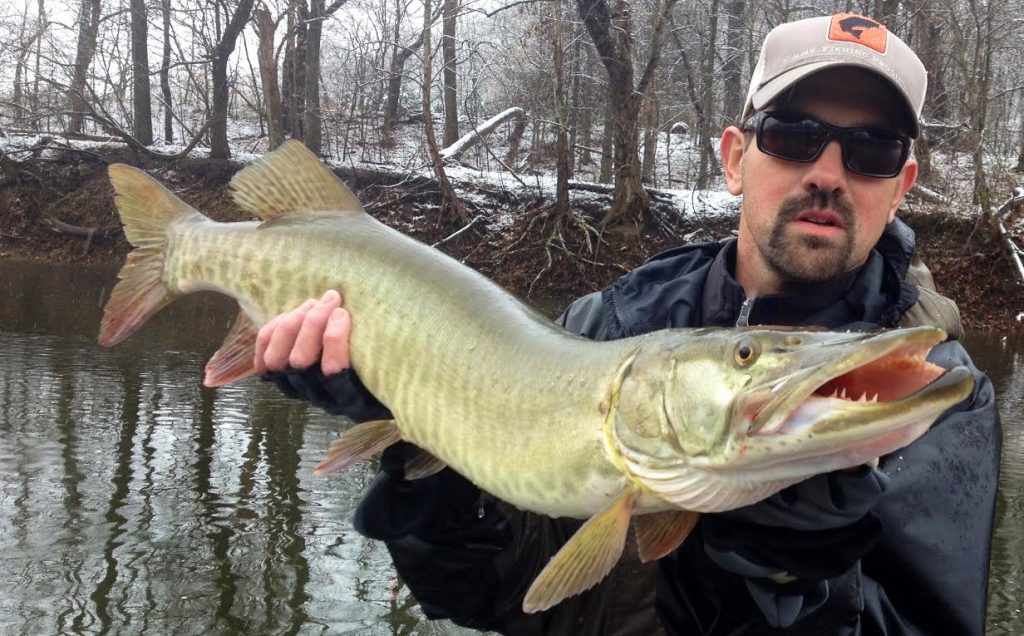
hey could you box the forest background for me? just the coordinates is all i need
[1,0,1024,329]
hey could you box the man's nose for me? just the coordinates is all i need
[801,140,847,193]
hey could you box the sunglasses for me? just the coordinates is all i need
[743,111,911,179]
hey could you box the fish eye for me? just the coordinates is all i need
[733,338,760,367]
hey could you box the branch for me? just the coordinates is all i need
[636,0,678,95]
[483,0,552,17]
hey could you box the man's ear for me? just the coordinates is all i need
[888,157,918,223]
[721,126,746,196]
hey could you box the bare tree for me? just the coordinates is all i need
[422,0,465,222]
[255,5,285,149]
[209,0,256,159]
[441,0,459,146]
[721,0,746,124]
[160,0,173,142]
[67,0,101,134]
[552,0,570,214]
[130,0,153,144]
[302,0,354,155]
[382,1,422,145]
[283,0,307,139]
[575,0,677,231]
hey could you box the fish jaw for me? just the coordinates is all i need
[722,363,973,481]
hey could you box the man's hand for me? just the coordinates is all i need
[254,290,353,375]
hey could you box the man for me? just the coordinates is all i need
[255,14,1000,635]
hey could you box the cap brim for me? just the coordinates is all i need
[748,60,920,138]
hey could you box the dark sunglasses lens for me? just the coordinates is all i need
[758,116,827,162]
[844,130,907,177]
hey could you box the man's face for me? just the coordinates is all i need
[721,68,918,296]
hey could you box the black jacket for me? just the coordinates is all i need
[269,219,1000,635]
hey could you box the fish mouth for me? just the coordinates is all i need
[725,326,974,474]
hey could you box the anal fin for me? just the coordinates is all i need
[404,448,447,479]
[204,311,260,387]
[634,510,699,562]
[315,420,402,476]
[522,488,639,614]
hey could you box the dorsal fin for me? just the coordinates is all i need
[229,140,364,220]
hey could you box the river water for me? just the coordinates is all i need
[0,259,1020,634]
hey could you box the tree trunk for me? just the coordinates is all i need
[721,0,746,123]
[381,29,426,145]
[441,0,459,146]
[970,1,994,214]
[283,0,308,139]
[697,0,720,187]
[303,0,325,155]
[599,99,613,182]
[422,0,465,222]
[567,35,582,177]
[209,0,256,160]
[671,22,720,186]
[31,0,45,121]
[641,98,657,184]
[160,0,173,142]
[552,0,569,215]
[504,115,527,165]
[67,0,101,134]
[130,0,153,145]
[256,7,285,149]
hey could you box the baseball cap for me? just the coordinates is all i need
[742,13,927,138]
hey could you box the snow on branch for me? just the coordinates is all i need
[439,108,525,162]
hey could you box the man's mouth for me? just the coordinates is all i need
[795,210,844,229]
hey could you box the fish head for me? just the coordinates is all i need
[609,326,974,512]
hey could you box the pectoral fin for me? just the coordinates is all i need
[404,448,447,479]
[633,510,700,562]
[204,311,259,387]
[314,419,402,476]
[522,488,639,614]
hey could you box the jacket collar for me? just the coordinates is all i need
[700,241,862,327]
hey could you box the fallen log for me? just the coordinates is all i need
[440,107,526,161]
[994,187,1024,286]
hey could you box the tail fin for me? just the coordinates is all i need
[99,165,204,347]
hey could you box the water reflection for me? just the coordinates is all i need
[0,259,1021,634]
[964,333,1024,634]
[0,260,472,634]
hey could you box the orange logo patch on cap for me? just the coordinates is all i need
[828,13,887,53]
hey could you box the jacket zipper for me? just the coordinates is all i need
[736,298,754,327]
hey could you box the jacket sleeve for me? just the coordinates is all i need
[856,343,1000,634]
[262,365,391,422]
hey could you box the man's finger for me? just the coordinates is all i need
[321,307,352,375]
[263,298,316,371]
[253,314,283,374]
[290,290,343,369]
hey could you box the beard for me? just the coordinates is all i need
[761,190,858,284]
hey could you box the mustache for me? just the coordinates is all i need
[777,191,856,226]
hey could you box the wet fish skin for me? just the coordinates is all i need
[99,140,974,613]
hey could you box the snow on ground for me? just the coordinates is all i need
[0,126,741,227]
[4,109,1015,226]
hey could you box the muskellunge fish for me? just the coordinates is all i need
[99,140,974,613]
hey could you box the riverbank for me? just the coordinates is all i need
[2,145,1022,333]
